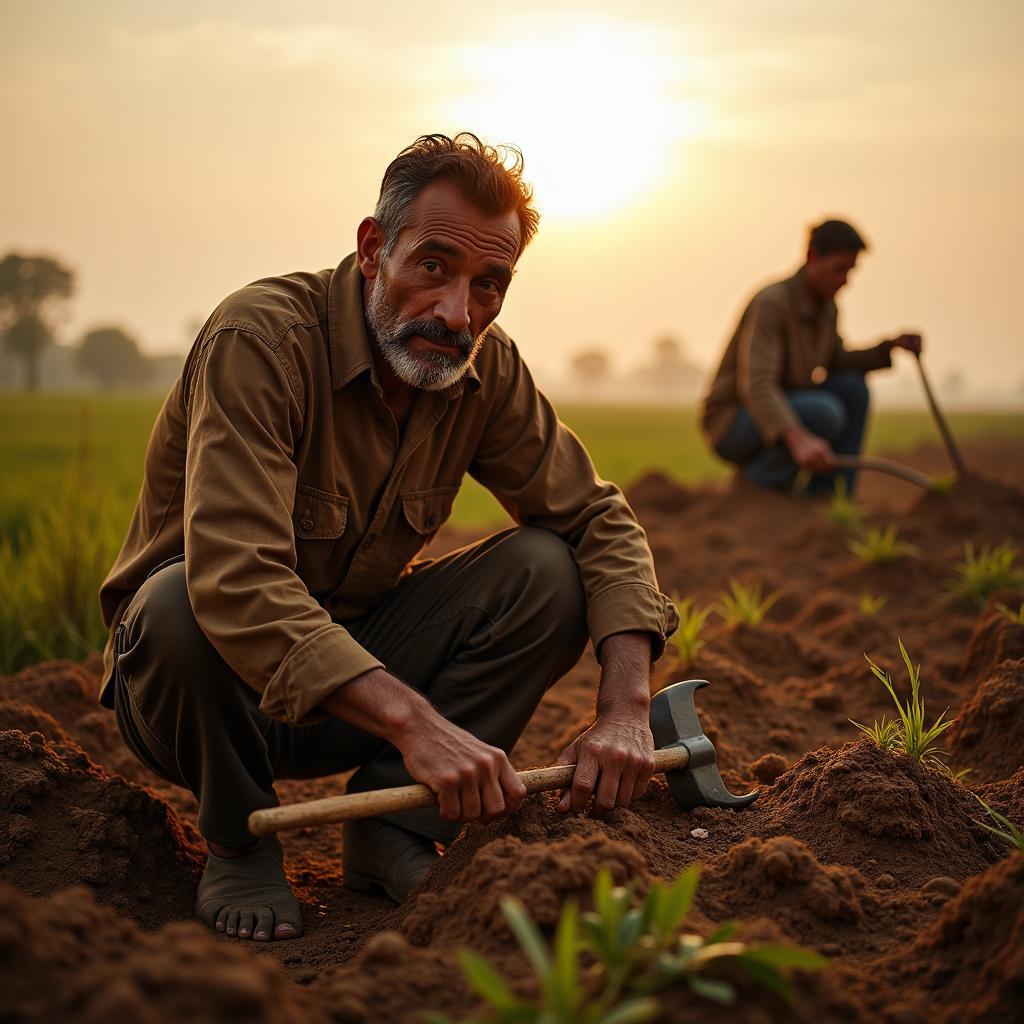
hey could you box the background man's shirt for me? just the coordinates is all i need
[100,254,678,724]
[700,267,892,446]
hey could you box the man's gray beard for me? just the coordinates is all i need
[365,283,483,392]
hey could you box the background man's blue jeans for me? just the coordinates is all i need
[713,370,870,494]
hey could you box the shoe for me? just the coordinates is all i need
[342,817,440,903]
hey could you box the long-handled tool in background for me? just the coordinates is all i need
[913,350,967,476]
[247,680,757,837]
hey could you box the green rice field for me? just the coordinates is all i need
[2,392,1022,672]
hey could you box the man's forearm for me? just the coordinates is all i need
[319,667,430,747]
[596,631,653,716]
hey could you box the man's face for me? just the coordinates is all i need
[805,249,859,301]
[360,179,521,391]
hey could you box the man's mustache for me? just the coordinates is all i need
[394,319,474,355]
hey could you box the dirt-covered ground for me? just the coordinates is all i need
[2,435,1023,1023]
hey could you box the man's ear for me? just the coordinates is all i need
[357,217,385,280]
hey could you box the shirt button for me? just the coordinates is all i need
[299,514,314,532]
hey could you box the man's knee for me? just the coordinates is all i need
[499,528,585,613]
[795,392,847,443]
[825,370,870,416]
[121,561,219,691]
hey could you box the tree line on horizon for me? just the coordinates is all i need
[0,252,156,392]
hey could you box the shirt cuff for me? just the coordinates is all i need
[259,623,385,725]
[586,582,680,663]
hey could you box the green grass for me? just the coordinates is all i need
[850,639,956,774]
[947,542,1024,608]
[1,394,1022,671]
[668,596,711,668]
[848,525,919,565]
[426,865,828,1023]
[713,579,780,629]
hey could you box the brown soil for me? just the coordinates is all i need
[2,435,1023,1022]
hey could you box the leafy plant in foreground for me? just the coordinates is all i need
[669,596,711,669]
[848,525,919,566]
[975,798,1024,853]
[426,867,828,1024]
[947,542,1024,608]
[850,639,955,774]
[826,480,865,531]
[857,592,887,617]
[714,580,780,628]
[995,601,1024,625]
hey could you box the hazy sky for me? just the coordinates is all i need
[2,0,1022,396]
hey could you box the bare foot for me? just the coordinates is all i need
[196,838,303,941]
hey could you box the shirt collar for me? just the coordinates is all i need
[327,252,482,398]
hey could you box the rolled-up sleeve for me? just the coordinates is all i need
[469,339,678,660]
[183,329,383,725]
[735,295,799,445]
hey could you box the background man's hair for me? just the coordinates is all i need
[807,218,869,257]
[374,133,539,260]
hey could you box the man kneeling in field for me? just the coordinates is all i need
[700,219,923,495]
[98,133,678,942]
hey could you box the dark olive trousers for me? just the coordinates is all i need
[112,528,588,848]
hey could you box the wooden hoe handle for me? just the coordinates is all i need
[248,744,691,837]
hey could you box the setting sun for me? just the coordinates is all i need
[443,17,707,221]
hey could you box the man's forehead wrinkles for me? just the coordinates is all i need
[412,216,519,262]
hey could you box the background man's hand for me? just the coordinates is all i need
[396,712,526,825]
[782,425,837,473]
[554,631,655,816]
[887,332,924,355]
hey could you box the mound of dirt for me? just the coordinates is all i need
[0,883,327,1024]
[0,698,73,744]
[760,739,997,885]
[949,659,1024,781]
[0,729,202,927]
[876,854,1024,1024]
[959,596,1024,683]
[977,766,1024,824]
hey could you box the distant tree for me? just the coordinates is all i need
[76,326,150,389]
[0,253,74,391]
[570,348,610,385]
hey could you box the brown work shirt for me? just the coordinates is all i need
[700,267,892,446]
[99,254,678,724]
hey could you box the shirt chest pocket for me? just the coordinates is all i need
[400,485,459,536]
[293,483,349,540]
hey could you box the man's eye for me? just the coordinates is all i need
[422,260,441,273]
[478,279,500,294]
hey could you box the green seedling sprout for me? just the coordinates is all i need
[426,866,828,1024]
[714,580,780,628]
[669,596,711,669]
[850,639,955,774]
[826,480,865,531]
[995,601,1024,625]
[857,592,887,617]
[947,542,1024,608]
[974,797,1024,853]
[848,526,919,566]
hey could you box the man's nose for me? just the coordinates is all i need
[434,281,471,333]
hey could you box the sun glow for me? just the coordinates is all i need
[443,18,706,222]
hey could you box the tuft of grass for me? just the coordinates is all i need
[713,580,780,629]
[426,866,828,1023]
[669,596,711,669]
[995,601,1024,625]
[975,798,1024,853]
[826,480,865,531]
[850,639,955,774]
[849,525,919,566]
[947,542,1024,608]
[857,592,887,617]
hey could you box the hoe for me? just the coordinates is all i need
[248,679,757,837]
